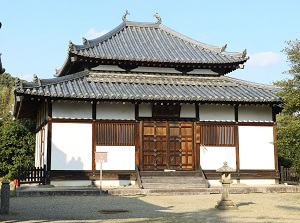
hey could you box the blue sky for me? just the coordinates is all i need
[1,1,299,85]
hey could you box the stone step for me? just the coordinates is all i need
[140,171,202,177]
[142,183,208,189]
[139,171,209,189]
[141,177,205,184]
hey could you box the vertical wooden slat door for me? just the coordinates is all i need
[142,121,194,171]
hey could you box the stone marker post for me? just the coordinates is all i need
[215,162,238,210]
[0,180,10,214]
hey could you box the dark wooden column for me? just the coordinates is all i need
[92,101,96,171]
[46,100,52,184]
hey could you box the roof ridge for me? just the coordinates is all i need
[73,23,126,50]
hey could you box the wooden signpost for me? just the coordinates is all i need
[95,152,108,194]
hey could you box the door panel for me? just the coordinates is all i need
[142,122,167,170]
[142,121,194,171]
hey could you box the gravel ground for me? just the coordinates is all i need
[0,193,300,223]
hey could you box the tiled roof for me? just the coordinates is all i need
[58,17,248,76]
[15,70,281,103]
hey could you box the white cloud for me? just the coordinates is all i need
[84,28,109,40]
[18,74,34,82]
[247,52,281,67]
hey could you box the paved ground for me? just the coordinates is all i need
[1,193,300,223]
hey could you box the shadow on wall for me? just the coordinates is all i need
[67,157,84,170]
[51,144,84,170]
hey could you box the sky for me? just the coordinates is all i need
[0,1,300,85]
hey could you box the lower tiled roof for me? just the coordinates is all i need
[15,70,281,103]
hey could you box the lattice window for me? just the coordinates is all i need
[95,122,135,146]
[199,125,235,146]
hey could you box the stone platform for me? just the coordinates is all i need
[14,184,300,197]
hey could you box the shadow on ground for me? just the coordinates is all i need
[0,195,227,223]
[1,194,300,223]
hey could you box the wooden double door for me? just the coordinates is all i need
[142,121,194,171]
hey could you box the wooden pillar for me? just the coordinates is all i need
[234,105,240,182]
[234,104,239,122]
[194,122,200,171]
[139,120,144,170]
[45,101,52,184]
[273,125,279,172]
[235,125,240,172]
[92,101,96,171]
[195,103,200,120]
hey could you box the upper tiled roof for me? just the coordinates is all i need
[15,70,280,103]
[57,13,248,77]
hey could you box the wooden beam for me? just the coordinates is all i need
[234,104,238,122]
[235,125,240,172]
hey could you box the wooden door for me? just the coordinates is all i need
[142,122,167,170]
[142,121,194,171]
[180,122,195,170]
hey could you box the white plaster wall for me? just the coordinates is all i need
[35,131,40,167]
[239,126,275,169]
[51,123,92,170]
[52,101,92,119]
[199,105,234,121]
[238,105,272,122]
[97,103,135,120]
[96,146,135,170]
[200,146,236,170]
[139,103,152,117]
[180,104,196,118]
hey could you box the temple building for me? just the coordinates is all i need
[13,12,281,188]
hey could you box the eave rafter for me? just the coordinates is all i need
[67,53,245,75]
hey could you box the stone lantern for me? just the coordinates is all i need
[215,161,238,210]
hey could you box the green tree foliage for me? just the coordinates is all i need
[274,39,300,168]
[0,115,35,179]
[0,72,15,116]
[0,72,35,179]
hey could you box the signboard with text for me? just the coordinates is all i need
[95,152,108,163]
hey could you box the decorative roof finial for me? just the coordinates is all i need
[82,37,89,46]
[33,74,38,84]
[122,10,130,22]
[68,40,76,51]
[154,12,162,24]
[220,44,227,53]
[241,49,247,58]
[15,77,22,90]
